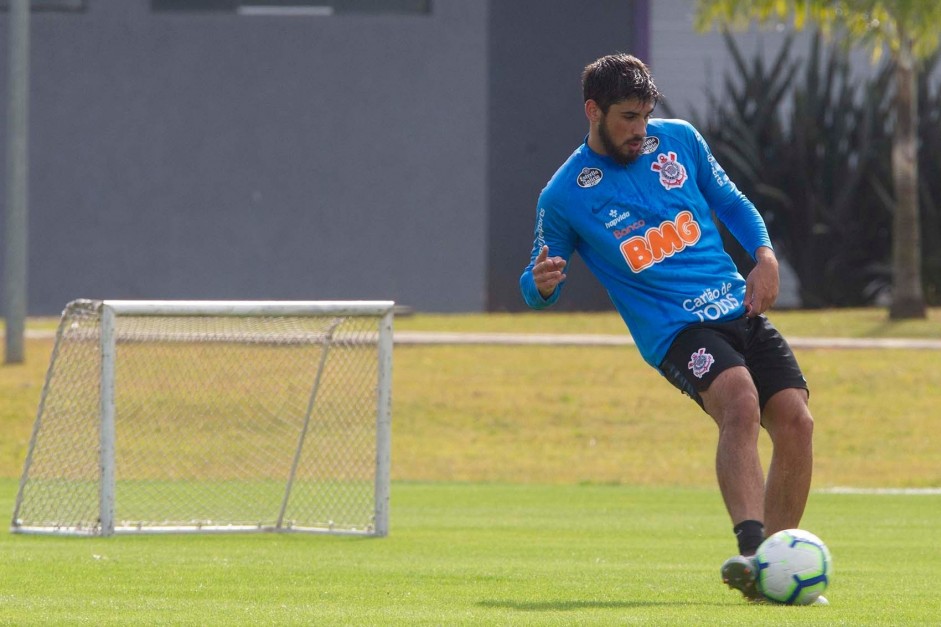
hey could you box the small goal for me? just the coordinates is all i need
[11,299,394,537]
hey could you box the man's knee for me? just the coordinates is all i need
[702,367,761,427]
[762,388,814,437]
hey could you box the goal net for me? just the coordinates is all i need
[11,299,394,537]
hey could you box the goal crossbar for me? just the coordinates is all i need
[99,300,396,317]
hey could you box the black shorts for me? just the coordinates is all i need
[658,315,808,411]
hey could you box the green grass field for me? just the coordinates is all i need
[1,308,940,624]
[1,481,938,625]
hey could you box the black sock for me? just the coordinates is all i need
[733,519,765,556]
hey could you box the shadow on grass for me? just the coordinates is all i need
[478,599,727,612]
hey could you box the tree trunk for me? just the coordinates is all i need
[889,35,926,320]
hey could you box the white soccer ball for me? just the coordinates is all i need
[755,528,832,605]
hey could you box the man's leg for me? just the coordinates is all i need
[760,388,814,535]
[701,366,766,601]
[700,366,765,530]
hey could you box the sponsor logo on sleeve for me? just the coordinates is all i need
[577,167,603,188]
[534,208,546,248]
[706,154,729,186]
[696,131,729,187]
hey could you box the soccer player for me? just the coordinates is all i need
[519,53,819,603]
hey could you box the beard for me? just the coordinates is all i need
[598,116,643,165]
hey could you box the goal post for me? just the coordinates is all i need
[12,299,394,537]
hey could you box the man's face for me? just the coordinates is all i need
[597,98,655,165]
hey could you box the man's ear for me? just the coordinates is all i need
[585,99,602,123]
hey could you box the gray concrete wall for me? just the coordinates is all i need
[485,0,637,312]
[1,0,488,314]
[7,1,930,315]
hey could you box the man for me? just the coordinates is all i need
[519,53,819,603]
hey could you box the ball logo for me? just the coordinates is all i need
[651,152,687,190]
[577,167,603,188]
[688,347,714,379]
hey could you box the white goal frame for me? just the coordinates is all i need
[12,299,394,537]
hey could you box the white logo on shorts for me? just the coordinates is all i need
[688,347,715,379]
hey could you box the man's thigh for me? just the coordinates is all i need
[658,320,749,410]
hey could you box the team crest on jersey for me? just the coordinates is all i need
[651,152,687,190]
[577,167,603,188]
[688,347,714,379]
[640,136,660,155]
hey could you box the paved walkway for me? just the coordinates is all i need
[14,329,941,349]
[393,331,941,350]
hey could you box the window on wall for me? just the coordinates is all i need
[152,0,432,15]
[0,0,85,10]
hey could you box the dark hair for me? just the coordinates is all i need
[581,53,661,112]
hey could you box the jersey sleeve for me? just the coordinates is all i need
[690,125,771,259]
[519,192,578,309]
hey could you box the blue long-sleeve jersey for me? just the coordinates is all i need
[520,118,772,368]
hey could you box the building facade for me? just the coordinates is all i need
[1,1,807,314]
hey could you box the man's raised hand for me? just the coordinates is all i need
[533,245,567,299]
